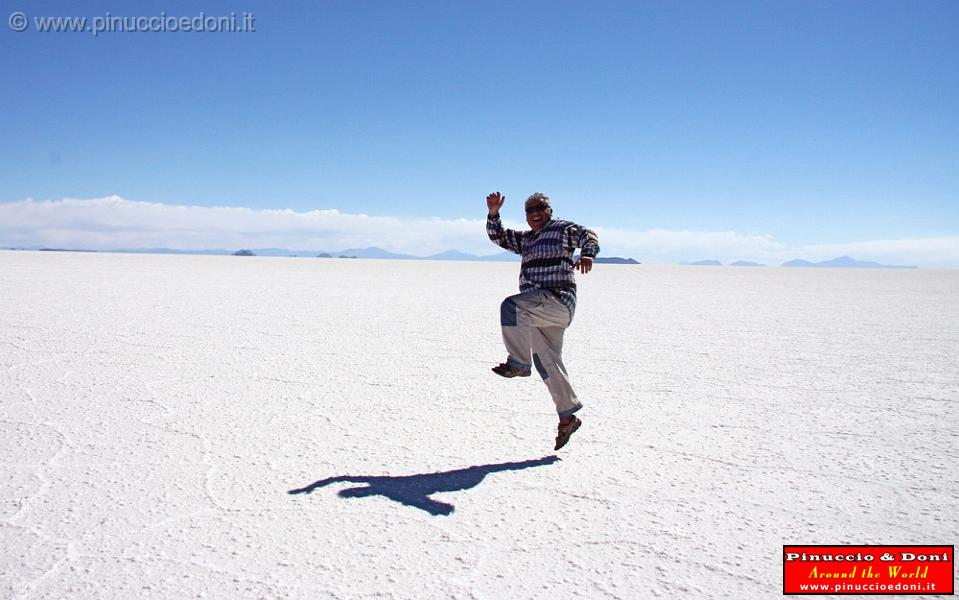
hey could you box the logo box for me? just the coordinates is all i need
[783,545,954,595]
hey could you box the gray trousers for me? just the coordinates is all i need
[500,289,582,417]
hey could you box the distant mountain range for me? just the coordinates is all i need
[6,246,640,264]
[593,257,640,264]
[782,256,917,269]
[684,259,723,266]
[680,255,917,269]
[731,260,765,267]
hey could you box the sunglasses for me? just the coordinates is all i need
[525,204,550,214]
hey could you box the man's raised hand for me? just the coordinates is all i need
[486,192,505,216]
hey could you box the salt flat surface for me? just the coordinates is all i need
[1,250,957,599]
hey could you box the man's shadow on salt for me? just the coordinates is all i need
[288,455,559,516]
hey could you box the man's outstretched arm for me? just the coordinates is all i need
[569,224,600,274]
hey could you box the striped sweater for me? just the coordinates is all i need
[487,214,600,317]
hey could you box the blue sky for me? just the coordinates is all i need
[1,0,957,265]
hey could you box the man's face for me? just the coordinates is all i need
[525,199,553,232]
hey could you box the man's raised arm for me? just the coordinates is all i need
[486,191,523,254]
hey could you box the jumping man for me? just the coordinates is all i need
[485,191,600,450]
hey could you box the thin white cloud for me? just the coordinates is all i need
[798,238,959,268]
[0,196,494,256]
[596,226,959,268]
[596,227,789,260]
[1,196,957,267]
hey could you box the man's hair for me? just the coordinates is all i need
[526,192,550,204]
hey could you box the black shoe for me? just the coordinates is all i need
[554,416,582,450]
[491,363,531,378]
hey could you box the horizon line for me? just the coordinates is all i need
[2,246,938,270]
